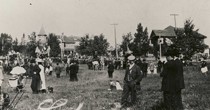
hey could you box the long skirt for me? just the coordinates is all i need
[31,75,41,93]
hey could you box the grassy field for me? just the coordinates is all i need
[2,64,210,110]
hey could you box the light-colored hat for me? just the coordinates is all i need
[128,54,135,61]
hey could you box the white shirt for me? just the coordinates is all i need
[129,63,135,70]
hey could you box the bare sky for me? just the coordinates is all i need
[0,0,210,46]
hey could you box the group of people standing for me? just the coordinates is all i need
[29,59,47,94]
[120,47,185,109]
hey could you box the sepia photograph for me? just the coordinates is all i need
[0,0,210,109]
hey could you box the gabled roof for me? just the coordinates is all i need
[170,26,207,39]
[152,29,176,37]
[63,36,75,43]
[38,26,47,36]
[61,36,81,43]
[151,25,177,38]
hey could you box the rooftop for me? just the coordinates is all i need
[38,26,47,36]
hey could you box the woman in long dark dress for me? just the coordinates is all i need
[30,59,41,94]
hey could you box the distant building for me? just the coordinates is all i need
[37,26,47,47]
[35,26,50,57]
[59,35,81,58]
[150,26,207,58]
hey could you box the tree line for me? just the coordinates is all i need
[120,19,208,60]
[0,19,208,60]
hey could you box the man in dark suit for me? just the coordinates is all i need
[69,61,79,81]
[161,49,185,110]
[121,54,143,107]
[173,50,185,109]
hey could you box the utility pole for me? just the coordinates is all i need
[170,14,179,28]
[158,34,163,58]
[111,23,118,59]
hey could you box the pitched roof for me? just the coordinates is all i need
[151,25,177,38]
[63,36,75,43]
[152,29,176,37]
[38,26,47,36]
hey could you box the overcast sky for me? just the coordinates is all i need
[1,0,210,46]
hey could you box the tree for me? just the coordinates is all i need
[13,37,19,52]
[25,32,38,57]
[173,19,209,60]
[131,23,150,57]
[92,34,109,56]
[48,33,61,57]
[76,34,91,55]
[77,34,109,56]
[0,33,12,55]
[12,37,27,54]
[120,32,133,55]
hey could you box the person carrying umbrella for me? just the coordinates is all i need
[10,63,26,92]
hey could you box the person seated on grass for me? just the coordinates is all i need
[200,58,208,77]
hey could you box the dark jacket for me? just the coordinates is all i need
[31,64,41,78]
[174,59,185,90]
[108,63,115,72]
[161,59,185,92]
[70,64,78,75]
[141,62,148,73]
[124,64,143,84]
[201,61,207,68]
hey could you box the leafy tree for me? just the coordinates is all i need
[48,33,61,57]
[92,34,109,56]
[120,32,133,55]
[13,37,18,46]
[12,37,27,54]
[76,34,91,55]
[0,33,12,55]
[77,34,109,56]
[13,37,19,52]
[25,32,37,57]
[131,23,150,57]
[173,19,209,60]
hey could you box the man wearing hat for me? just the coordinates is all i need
[160,48,185,110]
[173,49,185,109]
[30,59,41,94]
[121,54,143,107]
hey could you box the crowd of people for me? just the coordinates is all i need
[0,50,208,109]
[0,55,81,94]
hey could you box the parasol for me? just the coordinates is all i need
[10,66,26,75]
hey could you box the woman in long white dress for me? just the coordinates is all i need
[38,60,47,93]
